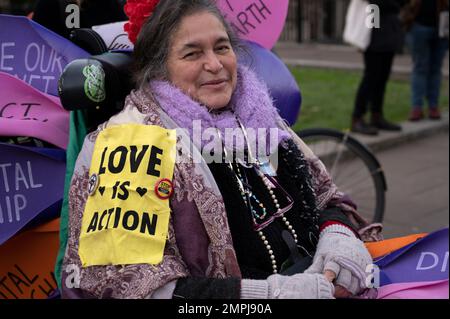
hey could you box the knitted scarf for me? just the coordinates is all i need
[149,66,291,161]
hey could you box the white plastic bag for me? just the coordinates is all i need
[439,11,449,39]
[92,21,134,50]
[343,0,372,50]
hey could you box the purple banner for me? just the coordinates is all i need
[375,228,449,286]
[0,14,90,96]
[0,143,66,244]
[240,41,301,125]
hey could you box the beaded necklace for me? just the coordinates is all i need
[216,117,300,274]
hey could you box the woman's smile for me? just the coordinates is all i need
[201,78,229,89]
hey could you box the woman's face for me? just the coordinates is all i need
[166,11,238,110]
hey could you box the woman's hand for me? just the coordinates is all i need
[305,228,373,298]
[241,273,335,299]
[266,273,335,299]
[324,270,352,298]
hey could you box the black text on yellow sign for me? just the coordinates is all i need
[79,124,176,267]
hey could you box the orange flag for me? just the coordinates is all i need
[365,233,428,259]
[0,219,60,299]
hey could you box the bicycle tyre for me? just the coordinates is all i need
[296,128,386,223]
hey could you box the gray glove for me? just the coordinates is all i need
[304,225,373,295]
[241,273,335,299]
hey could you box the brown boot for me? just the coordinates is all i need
[371,113,402,131]
[351,118,378,135]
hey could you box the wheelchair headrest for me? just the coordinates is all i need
[58,51,133,113]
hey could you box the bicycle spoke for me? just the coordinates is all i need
[300,129,385,224]
[333,161,368,185]
[348,187,376,198]
[336,171,377,191]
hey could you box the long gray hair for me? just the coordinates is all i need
[132,0,244,89]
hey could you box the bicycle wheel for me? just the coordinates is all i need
[296,128,386,223]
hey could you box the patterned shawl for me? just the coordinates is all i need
[61,76,382,299]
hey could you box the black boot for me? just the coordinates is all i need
[371,113,402,131]
[351,118,378,135]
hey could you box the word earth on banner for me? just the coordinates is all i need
[217,0,289,49]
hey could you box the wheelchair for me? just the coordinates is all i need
[59,28,387,224]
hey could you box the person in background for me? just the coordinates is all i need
[32,0,127,39]
[403,0,449,121]
[351,0,406,136]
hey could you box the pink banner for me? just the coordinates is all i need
[372,228,449,299]
[0,72,69,149]
[377,280,449,299]
[217,0,289,49]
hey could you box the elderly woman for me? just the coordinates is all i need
[61,0,378,299]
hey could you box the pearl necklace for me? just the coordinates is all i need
[224,117,299,274]
[234,162,298,274]
[215,115,302,274]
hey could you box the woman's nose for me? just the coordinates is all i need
[203,52,223,73]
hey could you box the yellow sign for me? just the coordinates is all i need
[78,124,176,267]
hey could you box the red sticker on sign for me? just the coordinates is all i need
[154,179,174,200]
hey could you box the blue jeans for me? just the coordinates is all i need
[407,23,449,109]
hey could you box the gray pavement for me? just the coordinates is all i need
[273,42,449,79]
[375,130,449,239]
[352,112,449,153]
[342,116,448,239]
[345,110,448,240]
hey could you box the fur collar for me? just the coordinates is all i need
[149,66,290,158]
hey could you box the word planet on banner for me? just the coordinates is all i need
[217,0,289,49]
[0,14,89,96]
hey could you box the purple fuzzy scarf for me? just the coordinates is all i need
[149,66,290,158]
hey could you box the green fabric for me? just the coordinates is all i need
[55,110,88,290]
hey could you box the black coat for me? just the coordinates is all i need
[367,0,407,52]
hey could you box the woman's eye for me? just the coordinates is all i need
[183,52,199,59]
[216,46,230,53]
